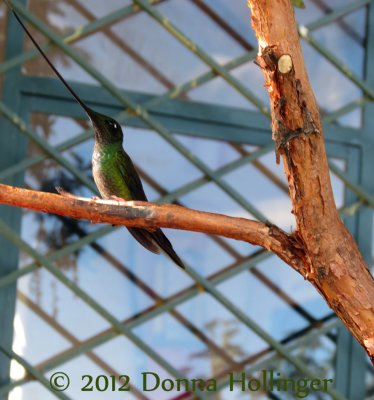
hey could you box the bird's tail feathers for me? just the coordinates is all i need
[152,229,185,269]
[128,228,160,254]
[127,227,185,269]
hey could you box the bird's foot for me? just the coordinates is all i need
[109,195,126,204]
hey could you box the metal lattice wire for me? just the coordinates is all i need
[0,0,373,399]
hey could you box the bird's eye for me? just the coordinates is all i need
[108,121,118,130]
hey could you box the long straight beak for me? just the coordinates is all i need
[85,107,101,127]
[7,3,99,126]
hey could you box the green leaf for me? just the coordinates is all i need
[292,0,305,8]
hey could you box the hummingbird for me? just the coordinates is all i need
[10,5,185,269]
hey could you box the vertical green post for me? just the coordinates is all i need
[0,2,28,398]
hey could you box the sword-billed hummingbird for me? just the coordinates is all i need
[9,5,185,269]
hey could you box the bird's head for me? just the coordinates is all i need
[86,108,123,145]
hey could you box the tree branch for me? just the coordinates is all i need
[247,0,374,360]
[0,183,306,271]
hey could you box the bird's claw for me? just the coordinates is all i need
[109,195,126,204]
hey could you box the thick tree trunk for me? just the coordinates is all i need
[247,0,374,359]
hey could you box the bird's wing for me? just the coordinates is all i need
[114,149,161,253]
[115,149,148,201]
[115,150,185,269]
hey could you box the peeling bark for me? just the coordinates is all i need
[248,0,374,359]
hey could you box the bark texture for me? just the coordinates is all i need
[247,0,374,358]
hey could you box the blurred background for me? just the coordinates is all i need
[0,0,373,399]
